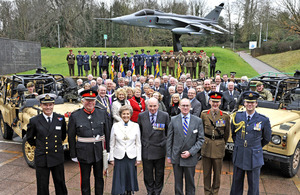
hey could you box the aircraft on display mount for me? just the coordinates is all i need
[95,3,229,52]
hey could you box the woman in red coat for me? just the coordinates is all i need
[128,87,145,122]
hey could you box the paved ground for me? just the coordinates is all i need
[0,135,300,195]
[238,51,283,76]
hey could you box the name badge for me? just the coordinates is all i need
[56,126,61,130]
[193,129,198,133]
[153,123,165,130]
[254,122,262,131]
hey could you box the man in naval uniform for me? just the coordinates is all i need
[68,89,110,195]
[230,91,272,195]
[26,93,68,195]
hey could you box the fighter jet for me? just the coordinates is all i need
[96,3,229,51]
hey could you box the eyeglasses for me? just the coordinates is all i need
[180,105,190,107]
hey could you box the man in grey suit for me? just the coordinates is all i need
[138,98,170,195]
[167,98,205,195]
[188,88,202,117]
[221,82,240,112]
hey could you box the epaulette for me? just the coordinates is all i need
[71,108,81,114]
[202,110,209,114]
[257,112,268,119]
[221,111,230,116]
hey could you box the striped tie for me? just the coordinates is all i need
[183,116,188,136]
[151,114,155,125]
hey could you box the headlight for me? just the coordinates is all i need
[271,135,281,145]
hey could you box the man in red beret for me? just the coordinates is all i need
[68,89,110,195]
[66,49,75,76]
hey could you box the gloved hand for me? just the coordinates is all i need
[72,157,78,163]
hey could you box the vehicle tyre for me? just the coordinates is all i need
[280,142,300,177]
[64,77,77,90]
[22,134,36,168]
[0,113,13,140]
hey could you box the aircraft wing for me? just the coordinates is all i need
[158,16,225,34]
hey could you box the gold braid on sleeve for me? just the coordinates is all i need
[231,112,245,133]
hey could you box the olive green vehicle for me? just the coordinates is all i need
[0,68,81,168]
[226,72,300,177]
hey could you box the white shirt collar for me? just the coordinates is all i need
[43,113,53,122]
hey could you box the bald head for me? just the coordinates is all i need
[148,97,159,114]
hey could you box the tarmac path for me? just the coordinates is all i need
[0,135,299,195]
[238,51,283,76]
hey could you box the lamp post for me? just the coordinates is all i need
[56,21,60,48]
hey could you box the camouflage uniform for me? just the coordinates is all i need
[256,89,273,101]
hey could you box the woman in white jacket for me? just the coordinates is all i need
[111,88,131,124]
[110,105,142,195]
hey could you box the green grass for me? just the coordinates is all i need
[20,46,258,78]
[257,49,300,74]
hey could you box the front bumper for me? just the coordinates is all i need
[263,150,292,163]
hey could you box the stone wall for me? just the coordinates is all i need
[0,38,41,75]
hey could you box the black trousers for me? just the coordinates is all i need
[210,65,215,78]
[79,160,104,195]
[143,157,165,195]
[230,165,261,195]
[147,66,152,75]
[172,164,195,195]
[78,65,83,76]
[101,66,109,77]
[99,65,102,77]
[36,163,67,195]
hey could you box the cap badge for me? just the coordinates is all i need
[45,94,50,100]
[90,91,93,96]
[249,93,253,97]
[215,93,217,97]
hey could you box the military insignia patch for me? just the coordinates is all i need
[57,117,63,121]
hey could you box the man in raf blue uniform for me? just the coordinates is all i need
[153,49,161,74]
[146,50,153,75]
[83,51,90,76]
[122,52,130,73]
[102,51,110,77]
[76,50,84,76]
[139,49,146,75]
[68,89,110,195]
[26,93,68,195]
[98,51,103,77]
[133,50,140,75]
[230,91,272,195]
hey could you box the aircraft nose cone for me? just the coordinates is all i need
[111,17,123,24]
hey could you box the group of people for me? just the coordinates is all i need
[26,61,273,195]
[66,49,218,79]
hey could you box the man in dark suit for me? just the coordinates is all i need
[188,88,201,117]
[167,98,204,195]
[196,79,212,113]
[26,93,68,195]
[230,92,271,195]
[183,78,193,94]
[220,74,229,91]
[138,98,170,195]
[221,81,240,112]
[160,75,170,92]
[68,89,110,195]
[176,82,188,99]
[209,53,217,78]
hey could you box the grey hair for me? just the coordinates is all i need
[119,104,133,116]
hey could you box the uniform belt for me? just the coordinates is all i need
[205,133,224,140]
[77,136,105,143]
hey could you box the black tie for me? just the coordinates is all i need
[47,117,51,124]
[247,116,251,122]
[165,84,167,90]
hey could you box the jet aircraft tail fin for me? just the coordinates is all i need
[204,3,224,21]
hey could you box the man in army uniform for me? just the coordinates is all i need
[98,51,103,77]
[91,50,98,77]
[27,93,68,195]
[230,91,271,195]
[176,50,186,74]
[191,51,199,79]
[153,49,161,74]
[24,82,38,98]
[76,50,84,76]
[146,50,153,75]
[185,50,193,76]
[168,50,176,77]
[201,92,230,195]
[140,49,146,75]
[102,51,110,78]
[66,49,75,76]
[198,50,204,74]
[161,50,168,74]
[83,51,90,77]
[255,81,273,101]
[202,52,210,78]
[68,89,110,195]
[134,50,140,75]
[122,52,130,73]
